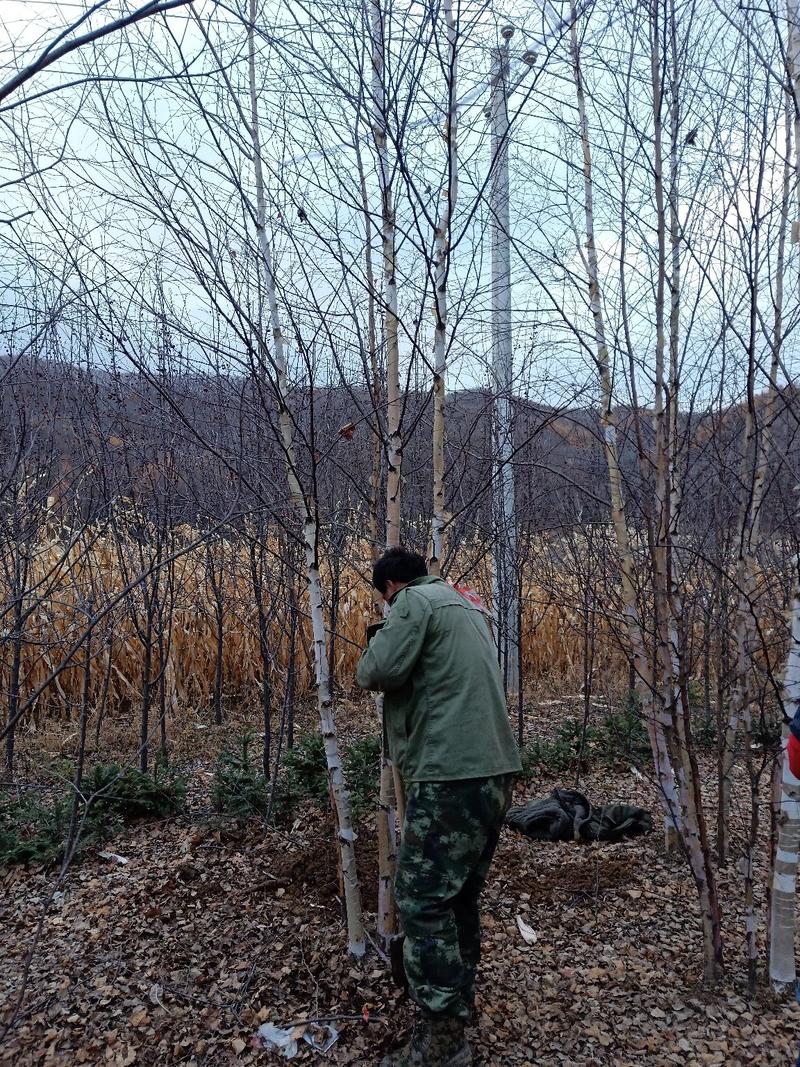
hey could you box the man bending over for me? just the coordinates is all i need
[357,547,521,1067]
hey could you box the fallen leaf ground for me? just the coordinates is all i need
[1,707,798,1066]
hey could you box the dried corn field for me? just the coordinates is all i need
[0,521,643,734]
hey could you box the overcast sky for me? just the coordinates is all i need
[1,1,797,409]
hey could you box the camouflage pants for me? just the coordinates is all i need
[395,774,514,1019]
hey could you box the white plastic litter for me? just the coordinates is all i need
[303,1023,339,1053]
[148,983,165,1009]
[516,914,538,944]
[256,1021,340,1058]
[256,1022,299,1058]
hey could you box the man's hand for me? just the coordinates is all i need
[788,730,800,780]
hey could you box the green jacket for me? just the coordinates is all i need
[356,576,521,782]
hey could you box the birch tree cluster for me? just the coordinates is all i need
[1,0,800,988]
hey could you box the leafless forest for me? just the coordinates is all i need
[1,0,800,1063]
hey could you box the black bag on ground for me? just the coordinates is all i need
[505,788,652,844]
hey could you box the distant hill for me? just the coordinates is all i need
[1,356,798,549]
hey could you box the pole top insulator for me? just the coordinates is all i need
[500,25,515,40]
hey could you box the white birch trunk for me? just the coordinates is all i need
[489,29,519,695]
[376,730,398,939]
[369,0,403,943]
[355,134,382,563]
[569,3,680,838]
[369,290,400,938]
[659,0,723,976]
[648,0,677,834]
[355,119,398,942]
[769,578,800,990]
[769,3,800,990]
[370,0,401,550]
[429,0,458,576]
[248,1,364,956]
[721,95,792,863]
[669,616,724,978]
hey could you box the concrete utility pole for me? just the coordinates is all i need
[489,26,519,696]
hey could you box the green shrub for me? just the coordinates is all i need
[686,678,705,710]
[269,730,381,823]
[0,795,69,866]
[281,730,329,811]
[0,761,186,868]
[519,743,538,778]
[82,760,186,823]
[751,708,782,748]
[519,737,572,775]
[692,713,717,750]
[595,692,649,762]
[211,732,269,817]
[519,694,652,776]
[520,718,594,775]
[684,699,780,751]
[343,735,381,823]
[212,730,383,825]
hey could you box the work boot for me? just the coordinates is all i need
[380,1015,472,1067]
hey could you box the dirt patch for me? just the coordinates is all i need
[270,824,380,912]
[500,848,639,905]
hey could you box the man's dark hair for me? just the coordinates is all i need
[372,546,428,595]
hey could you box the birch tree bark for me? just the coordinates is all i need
[568,0,681,842]
[768,0,800,989]
[650,0,723,979]
[354,133,398,939]
[370,0,402,552]
[718,99,788,867]
[769,569,800,990]
[369,0,403,943]
[247,0,364,956]
[354,132,383,564]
